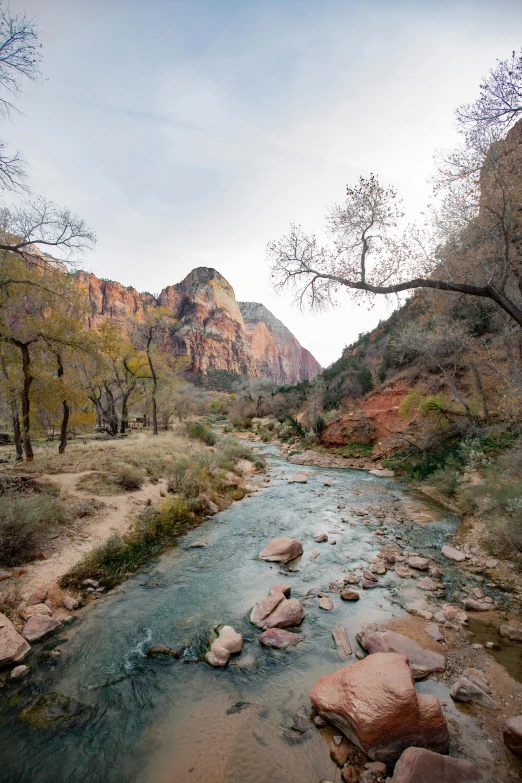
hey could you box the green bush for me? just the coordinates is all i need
[0,494,67,567]
[429,464,460,496]
[186,421,216,446]
[114,463,146,490]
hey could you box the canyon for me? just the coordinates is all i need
[78,265,321,385]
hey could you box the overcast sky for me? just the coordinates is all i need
[8,0,522,366]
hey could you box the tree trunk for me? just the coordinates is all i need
[56,352,70,454]
[18,342,34,462]
[471,361,490,421]
[146,348,158,435]
[11,403,23,461]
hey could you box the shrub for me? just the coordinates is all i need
[429,465,460,497]
[0,494,67,567]
[114,464,146,490]
[166,457,209,498]
[186,422,216,446]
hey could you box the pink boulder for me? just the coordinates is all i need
[310,652,448,764]
[259,537,303,563]
[21,603,52,620]
[259,628,304,648]
[503,715,522,758]
[365,630,445,679]
[391,746,500,782]
[250,593,304,629]
[0,611,30,665]
[21,615,61,642]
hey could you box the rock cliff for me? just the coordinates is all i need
[239,302,321,385]
[78,266,320,384]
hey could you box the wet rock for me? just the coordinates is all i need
[62,596,79,611]
[342,767,359,783]
[462,667,492,693]
[20,693,94,728]
[395,566,415,578]
[439,604,468,625]
[250,593,304,629]
[391,746,499,782]
[27,587,48,605]
[269,583,291,597]
[258,628,304,648]
[324,479,334,487]
[365,631,445,679]
[10,664,28,679]
[310,652,448,764]
[503,715,522,758]
[319,596,334,611]
[425,624,445,642]
[371,562,387,575]
[21,603,52,620]
[441,545,466,562]
[329,539,337,545]
[310,551,320,561]
[340,589,360,602]
[370,468,394,477]
[330,738,351,766]
[345,575,360,584]
[408,608,433,621]
[332,626,352,658]
[288,473,308,483]
[362,579,381,589]
[205,625,243,667]
[418,577,437,591]
[407,557,429,571]
[363,571,378,582]
[146,644,181,658]
[450,677,500,709]
[259,537,303,563]
[313,714,327,727]
[189,540,207,548]
[500,620,522,642]
[201,494,219,514]
[314,534,328,542]
[22,615,61,642]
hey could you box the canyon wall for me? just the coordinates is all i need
[77,266,320,385]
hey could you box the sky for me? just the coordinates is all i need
[7,0,522,367]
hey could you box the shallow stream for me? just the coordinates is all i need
[0,442,483,783]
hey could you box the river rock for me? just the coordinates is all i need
[363,570,378,581]
[425,624,445,642]
[250,593,304,629]
[314,533,328,542]
[205,625,243,667]
[407,557,430,571]
[391,746,500,782]
[370,562,387,575]
[365,631,445,679]
[146,644,181,657]
[485,558,499,569]
[340,589,360,601]
[395,566,415,578]
[462,667,492,693]
[288,473,308,483]
[82,579,99,588]
[27,587,48,605]
[259,628,304,648]
[464,598,493,612]
[269,583,291,597]
[362,579,380,589]
[418,577,437,590]
[345,574,360,584]
[0,612,30,665]
[439,604,468,625]
[0,569,12,581]
[500,620,522,642]
[310,551,320,561]
[10,664,29,679]
[441,545,466,562]
[259,537,303,563]
[22,615,61,642]
[21,603,52,620]
[408,608,433,620]
[450,677,500,709]
[332,625,352,657]
[310,652,448,764]
[319,596,334,611]
[324,479,334,487]
[62,596,79,611]
[503,715,522,758]
[330,738,351,766]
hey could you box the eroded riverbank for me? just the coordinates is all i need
[1,441,521,782]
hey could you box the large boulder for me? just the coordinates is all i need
[250,593,304,629]
[0,611,30,665]
[365,630,445,679]
[503,715,522,758]
[310,652,448,764]
[391,747,500,782]
[259,628,304,648]
[259,537,303,563]
[441,545,466,562]
[21,615,61,642]
[21,604,52,620]
[500,620,522,642]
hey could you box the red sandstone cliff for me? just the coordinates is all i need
[77,266,320,384]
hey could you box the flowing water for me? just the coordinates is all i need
[0,443,470,783]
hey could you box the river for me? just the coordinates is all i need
[0,441,476,783]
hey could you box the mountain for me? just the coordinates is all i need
[78,266,321,385]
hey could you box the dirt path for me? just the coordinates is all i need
[18,471,167,599]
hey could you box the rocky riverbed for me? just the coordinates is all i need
[0,441,521,782]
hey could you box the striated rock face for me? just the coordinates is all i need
[77,267,319,384]
[238,302,321,384]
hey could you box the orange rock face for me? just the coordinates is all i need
[77,267,320,384]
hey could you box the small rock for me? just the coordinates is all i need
[319,596,334,611]
[0,569,12,581]
[341,768,358,783]
[503,715,522,758]
[450,677,500,709]
[259,537,303,563]
[441,545,466,562]
[462,667,491,693]
[500,620,522,642]
[22,615,61,642]
[189,541,206,548]
[408,557,430,571]
[362,579,380,589]
[314,534,328,542]
[324,479,334,487]
[10,664,28,679]
[408,608,433,621]
[258,628,304,648]
[485,558,499,569]
[310,551,320,561]
[82,579,100,588]
[27,587,48,605]
[332,625,352,657]
[363,570,378,582]
[395,566,415,578]
[418,577,437,591]
[330,739,350,767]
[345,575,360,584]
[288,473,308,483]
[371,562,387,575]
[340,589,360,602]
[62,596,79,611]
[463,598,493,612]
[425,624,445,642]
[329,539,337,545]
[21,603,52,620]
[146,644,181,658]
[366,761,386,774]
[269,583,292,597]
